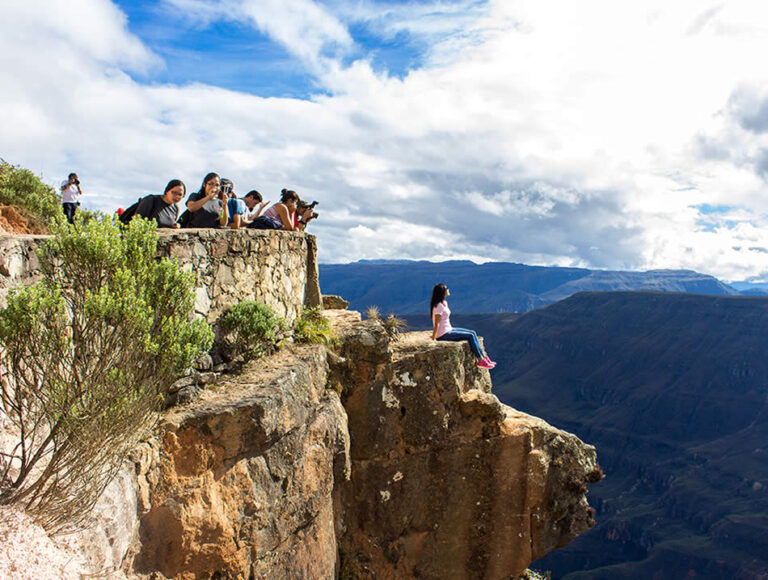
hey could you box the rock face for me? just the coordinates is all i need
[115,310,599,579]
[328,310,601,578]
[128,345,350,579]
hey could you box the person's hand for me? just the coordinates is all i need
[172,223,180,229]
[259,201,269,210]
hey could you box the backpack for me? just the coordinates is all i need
[119,195,165,225]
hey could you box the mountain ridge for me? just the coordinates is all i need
[320,260,738,314]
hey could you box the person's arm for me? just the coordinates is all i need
[431,313,441,340]
[230,214,242,229]
[297,208,317,231]
[252,201,269,219]
[274,204,298,231]
[134,196,155,219]
[218,198,228,227]
[186,192,213,212]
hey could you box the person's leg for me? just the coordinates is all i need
[437,327,483,359]
[62,203,76,223]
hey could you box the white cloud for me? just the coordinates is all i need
[3,0,768,281]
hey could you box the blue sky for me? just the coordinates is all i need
[2,0,768,281]
[116,0,315,97]
[113,0,483,96]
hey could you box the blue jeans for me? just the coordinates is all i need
[63,202,77,224]
[437,327,483,359]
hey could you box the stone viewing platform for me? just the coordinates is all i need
[0,228,321,325]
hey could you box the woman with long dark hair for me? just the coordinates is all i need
[430,283,495,369]
[182,172,227,228]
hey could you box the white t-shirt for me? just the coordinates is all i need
[432,301,453,338]
[60,180,79,204]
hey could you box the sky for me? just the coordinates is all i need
[2,1,768,281]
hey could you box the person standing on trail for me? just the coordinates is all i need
[60,172,82,224]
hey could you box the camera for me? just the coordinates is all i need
[311,212,319,219]
[74,178,80,185]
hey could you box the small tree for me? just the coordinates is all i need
[222,300,286,360]
[0,214,213,532]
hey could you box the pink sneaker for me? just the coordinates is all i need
[484,356,497,367]
[477,358,494,369]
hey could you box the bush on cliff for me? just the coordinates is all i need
[0,214,213,532]
[222,300,286,360]
[0,160,62,232]
[293,306,337,346]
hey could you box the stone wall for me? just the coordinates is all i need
[0,229,321,325]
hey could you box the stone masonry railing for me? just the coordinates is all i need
[0,229,321,326]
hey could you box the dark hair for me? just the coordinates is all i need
[245,190,263,202]
[280,188,299,203]
[430,283,449,316]
[164,179,186,196]
[198,172,220,194]
[68,172,78,180]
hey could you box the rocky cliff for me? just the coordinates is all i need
[113,309,600,579]
[0,229,601,578]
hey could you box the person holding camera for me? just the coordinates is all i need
[182,172,227,228]
[296,198,319,231]
[60,172,82,223]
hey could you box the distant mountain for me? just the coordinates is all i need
[319,260,738,314]
[401,292,768,579]
[729,281,768,296]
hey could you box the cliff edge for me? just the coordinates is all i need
[117,309,600,579]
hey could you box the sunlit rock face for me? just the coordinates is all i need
[327,310,601,579]
[121,311,600,579]
[128,345,350,579]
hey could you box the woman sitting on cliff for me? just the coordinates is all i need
[249,188,311,231]
[181,172,227,228]
[430,283,496,369]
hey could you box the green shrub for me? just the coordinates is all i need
[222,300,286,359]
[0,160,62,228]
[0,213,213,532]
[294,307,337,346]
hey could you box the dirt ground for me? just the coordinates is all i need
[0,206,46,234]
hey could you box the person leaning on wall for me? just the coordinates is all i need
[133,179,186,228]
[227,190,269,229]
[181,172,227,228]
[249,188,301,230]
